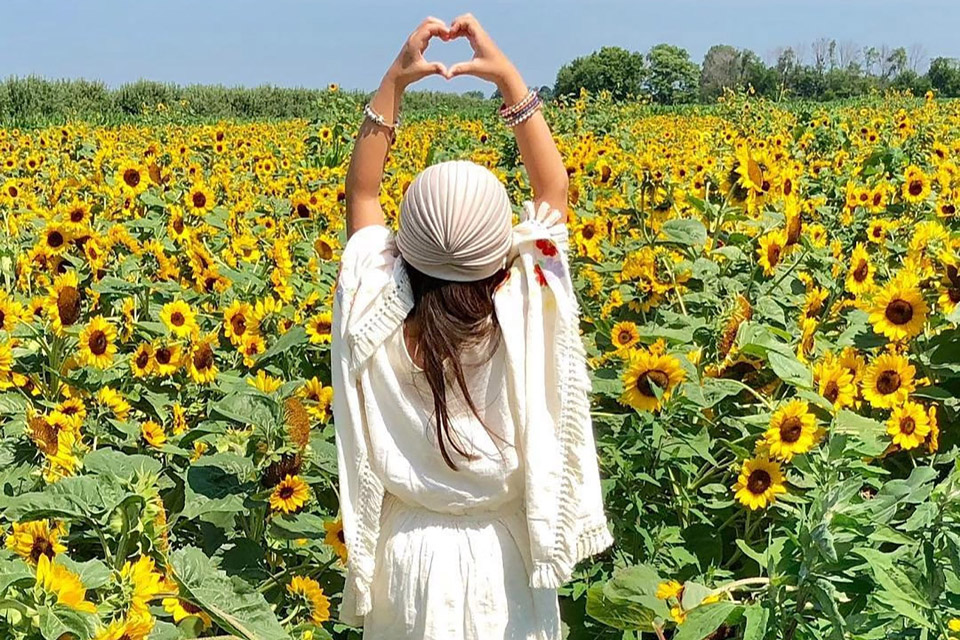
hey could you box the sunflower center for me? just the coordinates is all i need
[47,231,64,248]
[949,288,960,304]
[156,347,172,365]
[231,315,247,335]
[89,330,108,355]
[57,287,81,326]
[853,261,868,282]
[908,179,923,196]
[637,370,670,397]
[193,343,214,370]
[582,225,596,240]
[278,486,295,499]
[779,417,803,443]
[767,244,781,265]
[823,381,839,403]
[618,330,633,345]
[123,168,141,188]
[173,218,185,234]
[182,601,202,614]
[170,311,185,326]
[876,370,901,395]
[30,537,55,563]
[296,203,310,217]
[192,192,207,209]
[885,299,913,325]
[900,417,916,435]
[315,320,331,334]
[747,469,771,494]
[70,208,85,222]
[943,204,956,215]
[135,350,150,368]
[337,528,345,543]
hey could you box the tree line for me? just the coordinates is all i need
[551,39,960,103]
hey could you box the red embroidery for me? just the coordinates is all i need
[535,238,558,257]
[534,264,548,287]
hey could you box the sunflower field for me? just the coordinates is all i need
[0,87,958,640]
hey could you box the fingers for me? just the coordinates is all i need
[412,16,449,48]
[427,61,448,78]
[446,60,480,79]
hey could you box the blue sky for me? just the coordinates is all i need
[2,0,958,93]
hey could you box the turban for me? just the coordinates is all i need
[396,160,513,282]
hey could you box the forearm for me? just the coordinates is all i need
[345,72,404,237]
[498,70,569,220]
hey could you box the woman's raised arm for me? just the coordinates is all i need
[345,18,449,238]
[447,14,569,221]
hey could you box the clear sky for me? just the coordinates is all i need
[2,0,959,94]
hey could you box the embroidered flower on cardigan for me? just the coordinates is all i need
[536,238,558,257]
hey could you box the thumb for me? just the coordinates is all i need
[430,62,448,78]
[447,60,479,78]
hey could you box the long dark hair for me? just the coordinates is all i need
[403,260,506,470]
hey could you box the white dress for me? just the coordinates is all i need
[333,203,612,640]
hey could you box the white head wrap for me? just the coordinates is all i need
[396,160,513,282]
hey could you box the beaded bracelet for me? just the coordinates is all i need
[499,89,538,120]
[363,103,400,131]
[502,92,542,127]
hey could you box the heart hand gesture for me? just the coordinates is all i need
[388,17,451,88]
[445,14,517,86]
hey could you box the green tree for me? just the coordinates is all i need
[553,46,646,100]
[699,44,742,101]
[645,43,700,104]
[928,57,960,96]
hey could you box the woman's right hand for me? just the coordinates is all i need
[445,14,526,104]
[386,17,450,90]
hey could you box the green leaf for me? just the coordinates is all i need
[662,218,708,247]
[673,602,739,640]
[170,546,291,640]
[148,620,184,640]
[0,557,33,594]
[0,475,127,522]
[83,449,162,481]
[258,326,308,364]
[586,583,660,631]
[210,393,277,428]
[269,512,329,540]
[767,351,812,388]
[742,605,769,640]
[852,548,930,610]
[38,604,98,640]
[832,410,888,457]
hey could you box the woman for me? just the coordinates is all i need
[332,14,612,640]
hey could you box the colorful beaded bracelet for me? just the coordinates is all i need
[499,89,538,120]
[502,93,542,127]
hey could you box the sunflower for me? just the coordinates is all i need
[46,271,83,333]
[5,519,67,564]
[35,554,96,613]
[901,165,930,204]
[313,234,339,261]
[130,343,155,378]
[162,598,212,629]
[732,458,787,510]
[0,293,22,333]
[762,400,818,461]
[41,222,71,256]
[270,474,310,513]
[287,575,331,625]
[610,321,640,351]
[868,277,928,341]
[94,614,155,640]
[886,401,931,451]
[77,316,118,369]
[324,518,348,563]
[250,369,283,393]
[115,160,149,197]
[62,199,91,229]
[187,335,218,384]
[926,405,940,453]
[240,333,266,367]
[119,555,167,616]
[223,300,254,345]
[185,182,215,215]
[141,421,166,448]
[813,360,856,409]
[300,377,334,420]
[153,343,182,377]
[160,300,198,338]
[862,352,916,409]
[98,387,131,420]
[845,243,874,295]
[757,229,788,276]
[305,311,333,344]
[620,348,686,412]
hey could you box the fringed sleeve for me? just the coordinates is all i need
[332,224,410,625]
[494,202,614,590]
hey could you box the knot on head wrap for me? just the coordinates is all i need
[396,160,513,282]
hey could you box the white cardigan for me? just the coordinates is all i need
[332,202,613,624]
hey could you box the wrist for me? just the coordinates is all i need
[496,66,527,104]
[382,64,407,92]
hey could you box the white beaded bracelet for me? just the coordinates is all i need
[363,103,400,131]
